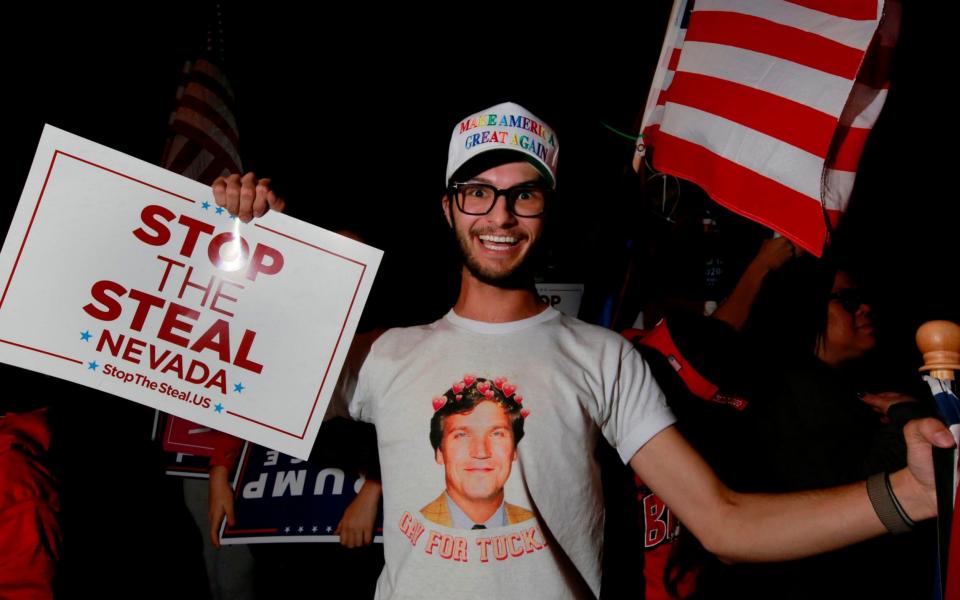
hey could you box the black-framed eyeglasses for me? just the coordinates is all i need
[829,289,867,314]
[448,182,548,217]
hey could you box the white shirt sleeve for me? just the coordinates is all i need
[598,342,676,464]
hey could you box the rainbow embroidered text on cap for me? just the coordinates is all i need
[446,102,559,188]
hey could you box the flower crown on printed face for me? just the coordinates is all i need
[431,374,530,419]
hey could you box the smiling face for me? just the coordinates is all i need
[435,400,518,510]
[818,271,876,366]
[443,161,546,287]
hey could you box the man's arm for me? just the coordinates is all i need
[335,479,382,548]
[206,430,244,549]
[629,420,953,563]
[208,464,236,549]
[712,237,795,330]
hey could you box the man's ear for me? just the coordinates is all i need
[442,195,453,228]
[435,448,445,466]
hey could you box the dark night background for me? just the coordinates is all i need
[2,3,956,597]
[7,3,955,359]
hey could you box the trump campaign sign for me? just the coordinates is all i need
[220,442,383,544]
[0,126,381,459]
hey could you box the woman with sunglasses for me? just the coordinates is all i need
[692,254,936,599]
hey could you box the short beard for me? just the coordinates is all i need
[452,220,538,290]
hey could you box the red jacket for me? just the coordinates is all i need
[0,409,60,600]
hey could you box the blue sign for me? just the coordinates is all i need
[220,443,383,544]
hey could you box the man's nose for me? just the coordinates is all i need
[470,435,491,458]
[486,193,518,227]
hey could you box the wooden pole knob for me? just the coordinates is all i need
[916,320,960,380]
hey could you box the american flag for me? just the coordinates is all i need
[924,375,960,600]
[160,7,241,185]
[157,3,243,474]
[636,0,899,256]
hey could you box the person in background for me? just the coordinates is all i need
[0,407,61,600]
[695,255,937,599]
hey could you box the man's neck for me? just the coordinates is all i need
[453,267,547,323]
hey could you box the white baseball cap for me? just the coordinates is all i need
[446,101,559,188]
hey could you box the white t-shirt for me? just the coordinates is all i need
[345,307,674,599]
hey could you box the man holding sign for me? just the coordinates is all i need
[216,101,953,599]
[0,124,381,599]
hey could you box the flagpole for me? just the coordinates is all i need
[916,320,960,598]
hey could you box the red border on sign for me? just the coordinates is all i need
[1,150,370,440]
[0,338,83,364]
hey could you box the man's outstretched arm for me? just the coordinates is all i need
[629,419,953,563]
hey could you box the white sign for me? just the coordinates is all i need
[0,125,381,459]
[535,283,584,317]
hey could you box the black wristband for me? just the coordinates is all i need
[884,471,917,529]
[866,472,914,535]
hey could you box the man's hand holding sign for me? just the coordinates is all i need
[0,126,381,459]
[211,172,285,223]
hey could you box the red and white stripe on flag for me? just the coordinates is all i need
[636,0,899,256]
[160,58,242,185]
[949,474,960,600]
